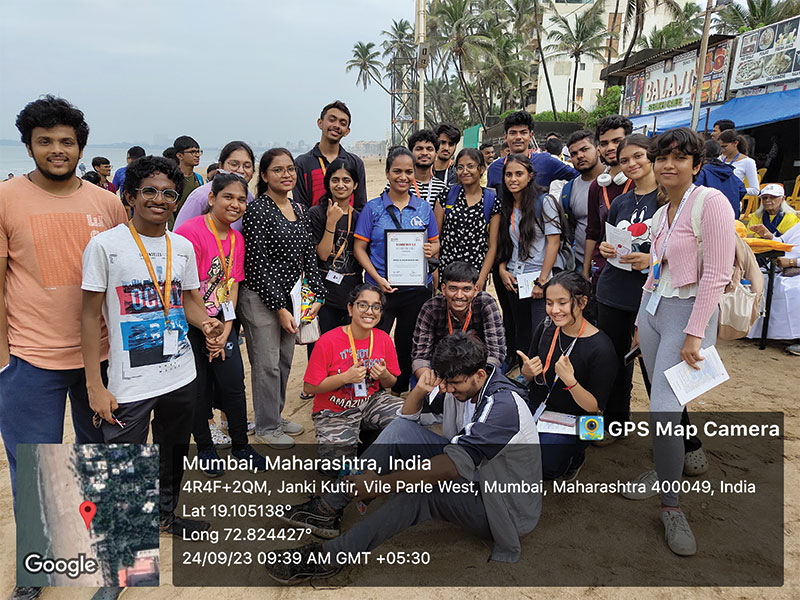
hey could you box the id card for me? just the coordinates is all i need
[532,401,547,423]
[645,290,661,316]
[221,300,236,321]
[163,328,179,356]
[353,380,368,398]
[326,270,344,285]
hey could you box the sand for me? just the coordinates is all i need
[35,446,105,587]
[0,157,797,597]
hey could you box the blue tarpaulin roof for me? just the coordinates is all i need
[628,88,800,134]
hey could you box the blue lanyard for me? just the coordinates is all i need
[652,185,695,287]
[723,152,740,165]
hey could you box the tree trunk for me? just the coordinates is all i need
[621,11,643,68]
[533,0,558,121]
[572,56,579,111]
[457,54,485,128]
[604,0,621,86]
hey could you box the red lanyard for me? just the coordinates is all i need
[542,318,587,376]
[128,222,172,325]
[206,215,235,298]
[447,304,473,335]
[602,179,632,210]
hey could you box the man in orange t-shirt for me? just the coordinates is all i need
[0,96,127,504]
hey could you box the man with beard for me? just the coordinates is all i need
[408,129,449,209]
[486,111,578,192]
[433,123,461,186]
[0,96,127,600]
[293,100,367,210]
[583,115,634,282]
[558,130,605,273]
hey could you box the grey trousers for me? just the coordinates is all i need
[323,418,492,561]
[637,292,717,506]
[238,286,295,435]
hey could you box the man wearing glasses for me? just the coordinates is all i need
[412,262,505,384]
[173,135,204,217]
[302,283,403,472]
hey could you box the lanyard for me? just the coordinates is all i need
[652,184,695,286]
[412,178,434,206]
[128,221,172,325]
[503,149,533,166]
[447,304,473,334]
[602,179,632,209]
[330,207,352,265]
[206,215,235,297]
[722,152,740,165]
[537,318,587,403]
[317,156,327,176]
[510,208,519,241]
[346,326,373,366]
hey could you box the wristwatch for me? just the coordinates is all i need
[533,279,545,289]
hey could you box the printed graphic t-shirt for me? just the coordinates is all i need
[82,224,200,403]
[0,176,127,369]
[305,326,401,413]
[175,215,245,316]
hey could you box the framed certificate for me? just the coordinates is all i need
[384,229,428,287]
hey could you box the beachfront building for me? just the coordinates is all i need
[530,0,699,114]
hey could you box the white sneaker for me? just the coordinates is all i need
[219,420,256,435]
[683,448,709,476]
[621,469,659,500]
[253,429,295,449]
[660,509,697,556]
[208,423,232,449]
[280,418,305,436]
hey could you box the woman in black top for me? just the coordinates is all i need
[239,148,326,449]
[307,157,363,351]
[596,134,661,436]
[519,271,616,480]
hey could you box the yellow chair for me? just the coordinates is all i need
[787,174,800,211]
[757,168,766,184]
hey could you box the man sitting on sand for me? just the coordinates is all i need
[269,332,541,584]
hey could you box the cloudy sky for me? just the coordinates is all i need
[0,0,414,147]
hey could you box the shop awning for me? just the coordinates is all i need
[628,88,800,134]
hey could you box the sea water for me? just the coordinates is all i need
[15,445,52,587]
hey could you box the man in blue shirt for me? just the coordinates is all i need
[269,332,541,583]
[486,111,578,192]
[111,145,145,197]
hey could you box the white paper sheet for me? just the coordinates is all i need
[517,271,541,299]
[605,222,633,271]
[664,346,730,406]
[536,410,578,435]
[290,277,302,324]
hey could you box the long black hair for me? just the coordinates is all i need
[497,154,563,263]
[255,148,294,197]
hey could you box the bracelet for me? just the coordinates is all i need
[534,279,544,289]
[325,228,336,234]
[563,382,578,391]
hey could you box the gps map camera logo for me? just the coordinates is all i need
[579,416,604,441]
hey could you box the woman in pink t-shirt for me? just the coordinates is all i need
[629,128,735,557]
[175,172,266,474]
[303,284,403,471]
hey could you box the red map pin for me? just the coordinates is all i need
[80,501,97,530]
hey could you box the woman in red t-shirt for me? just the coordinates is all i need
[304,284,403,466]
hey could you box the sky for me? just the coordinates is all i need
[0,0,414,148]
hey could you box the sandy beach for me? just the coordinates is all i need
[35,446,104,587]
[0,156,797,597]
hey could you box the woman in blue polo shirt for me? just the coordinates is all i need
[354,147,439,393]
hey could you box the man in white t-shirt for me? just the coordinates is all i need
[81,156,223,537]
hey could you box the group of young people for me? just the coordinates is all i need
[1,93,745,597]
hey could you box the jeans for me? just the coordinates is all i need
[539,432,588,480]
[379,287,431,393]
[597,302,637,428]
[0,355,107,500]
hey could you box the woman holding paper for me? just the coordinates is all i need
[497,154,565,362]
[518,271,615,480]
[633,128,735,557]
[595,134,660,439]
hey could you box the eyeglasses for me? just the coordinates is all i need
[181,149,203,156]
[136,187,180,203]
[355,301,383,314]
[269,166,296,176]
[455,164,479,172]
[224,160,253,171]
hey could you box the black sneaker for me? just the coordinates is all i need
[265,542,341,584]
[230,444,267,472]
[159,512,210,537]
[279,496,341,539]
[558,453,586,483]
[197,446,224,477]
[9,587,42,600]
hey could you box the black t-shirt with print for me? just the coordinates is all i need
[308,203,362,309]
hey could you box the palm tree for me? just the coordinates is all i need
[546,0,611,111]
[429,0,494,127]
[636,2,705,49]
[346,41,393,96]
[619,0,686,68]
[715,0,800,34]
[381,18,416,63]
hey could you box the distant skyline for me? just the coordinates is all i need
[0,0,413,148]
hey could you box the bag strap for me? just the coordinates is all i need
[387,205,403,229]
[690,187,713,276]
[482,187,497,225]
[444,185,461,220]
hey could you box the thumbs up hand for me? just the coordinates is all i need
[516,350,543,381]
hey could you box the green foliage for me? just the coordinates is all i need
[531,110,586,123]
[715,0,800,35]
[586,85,623,129]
